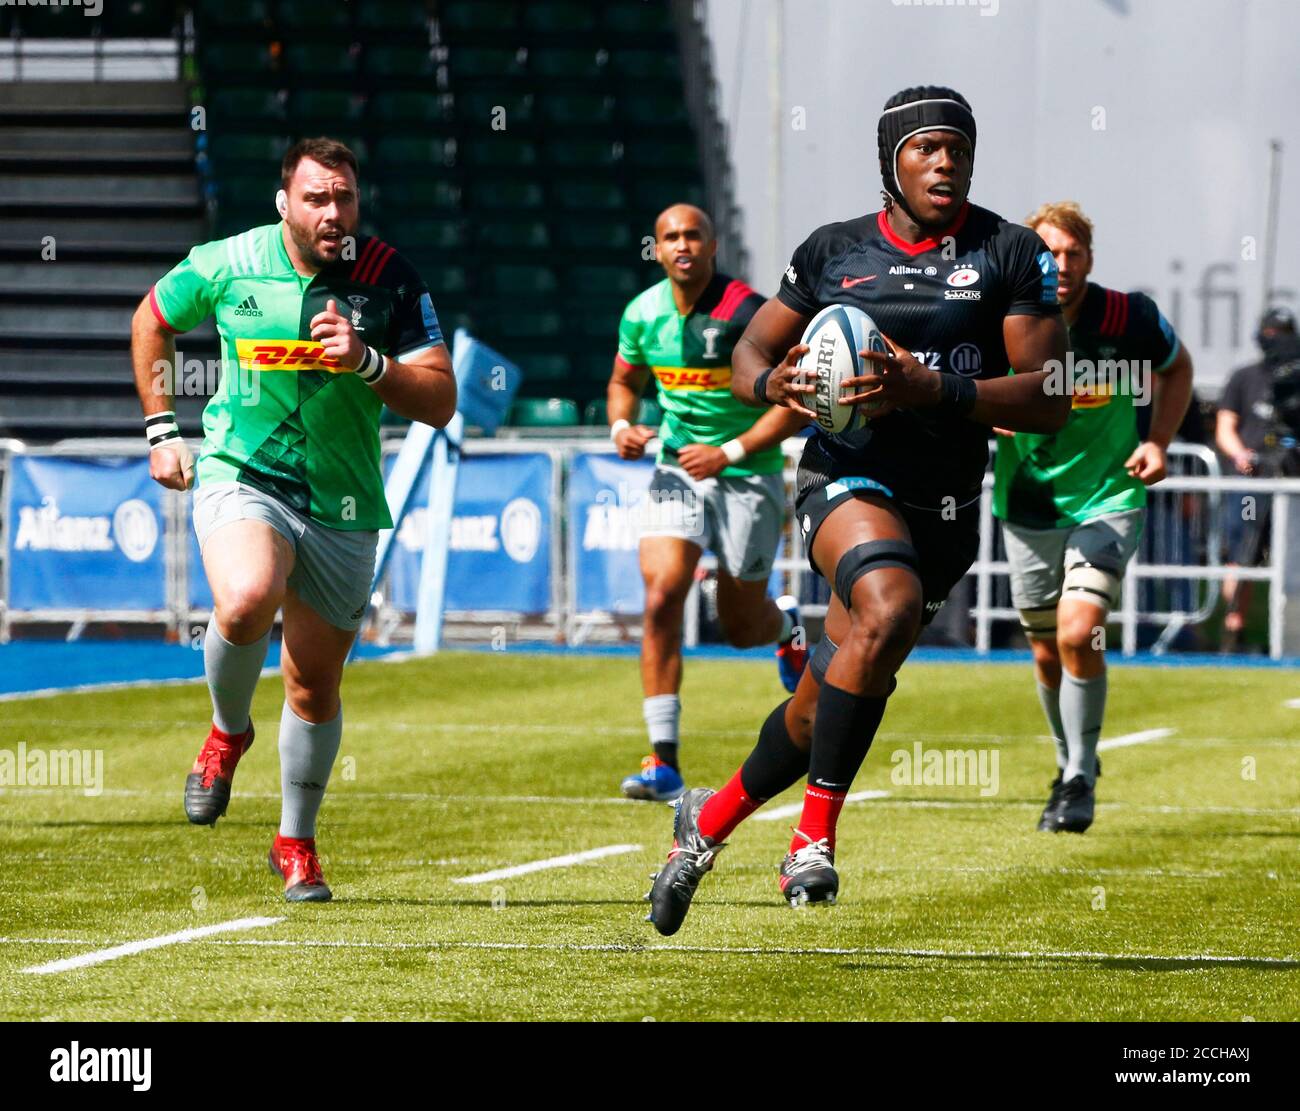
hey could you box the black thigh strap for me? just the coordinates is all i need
[833,540,920,609]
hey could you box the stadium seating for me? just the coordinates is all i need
[0,0,714,440]
[188,0,707,425]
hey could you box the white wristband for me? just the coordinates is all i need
[720,438,747,465]
[354,345,386,385]
[145,410,182,450]
[610,418,631,442]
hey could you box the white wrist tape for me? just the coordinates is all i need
[354,345,386,385]
[145,410,182,451]
[610,418,631,442]
[720,438,747,464]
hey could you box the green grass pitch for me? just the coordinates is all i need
[1,653,1296,1021]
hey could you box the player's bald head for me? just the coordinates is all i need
[655,204,715,243]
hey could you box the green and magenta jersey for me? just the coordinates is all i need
[149,222,443,530]
[616,271,779,477]
[993,283,1181,529]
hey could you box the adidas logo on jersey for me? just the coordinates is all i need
[233,296,264,317]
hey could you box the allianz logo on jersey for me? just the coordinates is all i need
[14,497,159,562]
[396,499,542,563]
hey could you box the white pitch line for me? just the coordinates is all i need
[1285,698,1300,709]
[453,844,642,885]
[5,936,1293,966]
[19,916,285,975]
[753,789,890,822]
[1098,727,1175,751]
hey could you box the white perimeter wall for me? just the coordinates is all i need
[704,0,1300,391]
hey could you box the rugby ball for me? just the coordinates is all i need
[797,304,889,435]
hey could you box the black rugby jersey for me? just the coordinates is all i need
[778,202,1060,507]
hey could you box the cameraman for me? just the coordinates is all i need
[1215,307,1299,652]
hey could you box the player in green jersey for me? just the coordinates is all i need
[993,201,1193,832]
[609,204,808,801]
[132,138,456,899]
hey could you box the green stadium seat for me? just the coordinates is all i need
[522,354,573,382]
[277,0,351,33]
[106,0,181,37]
[284,43,359,78]
[196,0,271,30]
[289,89,366,127]
[446,46,529,82]
[460,137,539,170]
[603,1,673,36]
[549,180,626,211]
[370,91,456,126]
[539,92,616,129]
[206,133,291,166]
[374,136,455,167]
[631,179,705,211]
[476,219,550,251]
[623,94,691,129]
[200,41,276,79]
[567,266,642,298]
[455,91,536,128]
[552,218,638,252]
[626,138,698,170]
[208,87,287,126]
[610,49,679,83]
[441,1,520,35]
[530,47,607,82]
[485,265,559,297]
[420,266,469,298]
[523,1,598,34]
[384,218,467,251]
[365,45,439,80]
[470,179,545,211]
[583,398,662,426]
[216,176,276,209]
[510,398,579,427]
[544,138,622,169]
[357,4,431,35]
[374,178,462,211]
[489,311,564,340]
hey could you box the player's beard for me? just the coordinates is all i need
[285,214,352,270]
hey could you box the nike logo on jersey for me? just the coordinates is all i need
[840,275,877,288]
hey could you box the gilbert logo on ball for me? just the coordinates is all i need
[797,304,888,435]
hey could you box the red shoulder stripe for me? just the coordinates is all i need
[1114,292,1129,335]
[360,243,396,286]
[350,237,380,281]
[712,278,755,322]
[1099,289,1116,335]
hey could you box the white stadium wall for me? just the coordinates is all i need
[705,0,1300,392]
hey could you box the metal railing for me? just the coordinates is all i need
[2,436,1296,657]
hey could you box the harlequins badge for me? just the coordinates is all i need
[347,294,369,330]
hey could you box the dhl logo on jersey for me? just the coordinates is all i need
[652,365,731,391]
[1070,382,1113,410]
[235,338,346,372]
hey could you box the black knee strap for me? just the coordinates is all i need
[833,540,920,609]
[809,632,838,686]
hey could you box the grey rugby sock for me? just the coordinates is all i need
[204,620,270,735]
[1036,681,1069,773]
[277,702,343,839]
[1060,670,1107,787]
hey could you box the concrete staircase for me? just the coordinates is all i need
[0,80,212,441]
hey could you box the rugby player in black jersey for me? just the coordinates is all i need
[646,86,1070,934]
